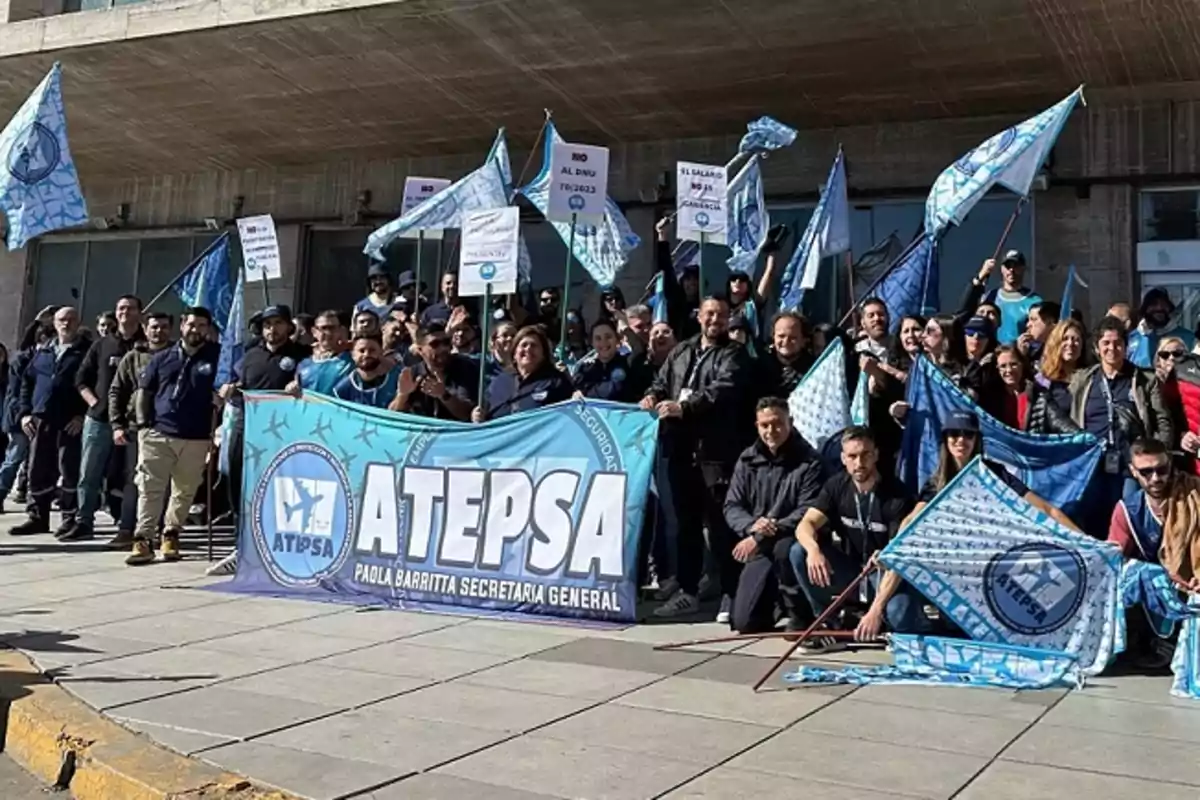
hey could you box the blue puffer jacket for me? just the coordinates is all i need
[2,348,34,434]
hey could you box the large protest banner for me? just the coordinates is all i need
[227,394,659,623]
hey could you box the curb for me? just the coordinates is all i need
[0,648,298,799]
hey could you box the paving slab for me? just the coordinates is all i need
[119,718,237,756]
[71,614,260,647]
[10,631,165,670]
[675,652,854,690]
[219,662,430,709]
[274,607,468,641]
[849,683,1057,722]
[314,639,512,679]
[170,595,347,626]
[1081,673,1200,708]
[530,637,717,675]
[797,697,1030,757]
[1037,693,1200,743]
[616,675,846,727]
[83,643,292,682]
[1002,723,1200,786]
[400,619,585,657]
[110,684,343,740]
[370,681,592,733]
[54,663,214,710]
[456,658,662,701]
[958,759,1200,800]
[437,735,707,800]
[259,710,507,770]
[199,740,408,800]
[663,766,911,799]
[367,773,565,799]
[536,703,776,765]
[727,728,988,798]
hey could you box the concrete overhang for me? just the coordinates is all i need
[0,0,1194,180]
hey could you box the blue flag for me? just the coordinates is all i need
[899,355,1102,519]
[521,122,640,289]
[215,271,245,476]
[738,116,798,154]
[365,130,511,259]
[726,156,769,273]
[926,87,1084,238]
[881,457,1122,675]
[648,272,669,324]
[872,234,939,332]
[778,148,850,311]
[223,394,659,624]
[1060,264,1087,320]
[0,63,88,250]
[788,338,852,451]
[173,234,233,329]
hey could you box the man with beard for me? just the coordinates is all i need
[1109,438,1200,667]
[333,336,401,408]
[641,296,754,619]
[389,327,476,420]
[356,261,397,320]
[106,311,173,549]
[75,294,144,540]
[1129,287,1195,369]
[980,250,1042,346]
[126,308,221,565]
[219,305,311,519]
[293,310,352,396]
[11,307,90,538]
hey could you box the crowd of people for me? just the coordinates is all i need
[3,217,1199,667]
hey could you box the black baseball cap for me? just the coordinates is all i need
[1001,250,1026,267]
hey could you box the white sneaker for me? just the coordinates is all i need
[715,594,732,624]
[205,551,238,576]
[653,591,699,618]
[654,576,681,601]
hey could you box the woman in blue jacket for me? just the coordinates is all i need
[472,326,572,422]
[572,319,634,402]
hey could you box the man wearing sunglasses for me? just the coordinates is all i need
[389,327,475,421]
[1108,438,1200,667]
[1128,287,1195,369]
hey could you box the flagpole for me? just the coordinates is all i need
[835,233,925,329]
[559,212,577,359]
[143,232,230,312]
[414,229,425,321]
[843,250,857,329]
[698,232,706,298]
[478,283,492,410]
[989,196,1028,264]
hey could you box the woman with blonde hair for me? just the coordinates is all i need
[1024,318,1085,434]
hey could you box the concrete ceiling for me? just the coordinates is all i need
[0,0,1196,178]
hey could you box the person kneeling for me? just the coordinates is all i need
[722,398,822,634]
[789,426,929,653]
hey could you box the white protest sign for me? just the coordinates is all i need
[548,141,609,224]
[459,206,520,297]
[676,161,728,245]
[400,176,452,239]
[236,214,283,282]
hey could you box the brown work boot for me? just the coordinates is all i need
[107,530,135,550]
[125,538,155,566]
[161,530,182,562]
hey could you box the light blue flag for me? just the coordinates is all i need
[1172,596,1200,699]
[521,122,640,289]
[216,271,244,476]
[649,272,668,324]
[778,148,850,310]
[898,355,1102,520]
[786,637,1083,691]
[788,338,851,452]
[0,63,88,250]
[850,371,869,427]
[1060,264,1087,320]
[173,234,233,330]
[926,87,1084,238]
[738,116,798,154]
[873,234,939,333]
[882,457,1123,675]
[364,130,511,259]
[726,156,768,273]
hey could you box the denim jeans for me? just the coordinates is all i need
[77,417,113,527]
[789,541,931,634]
[0,430,29,499]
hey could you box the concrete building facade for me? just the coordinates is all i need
[0,0,1197,345]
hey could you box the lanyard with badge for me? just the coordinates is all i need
[679,347,715,403]
[1099,375,1122,474]
[853,490,875,602]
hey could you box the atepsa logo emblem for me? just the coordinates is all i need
[983,542,1087,636]
[253,442,354,588]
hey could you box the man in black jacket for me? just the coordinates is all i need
[641,296,754,618]
[723,397,823,634]
[75,294,144,539]
[12,307,90,537]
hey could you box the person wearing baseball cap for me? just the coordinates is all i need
[355,261,396,321]
[973,250,1042,347]
[1128,286,1195,369]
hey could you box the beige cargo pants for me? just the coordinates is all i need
[135,429,209,540]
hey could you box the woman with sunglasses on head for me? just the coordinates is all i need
[903,411,1081,532]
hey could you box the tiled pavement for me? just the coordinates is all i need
[1,535,1199,799]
